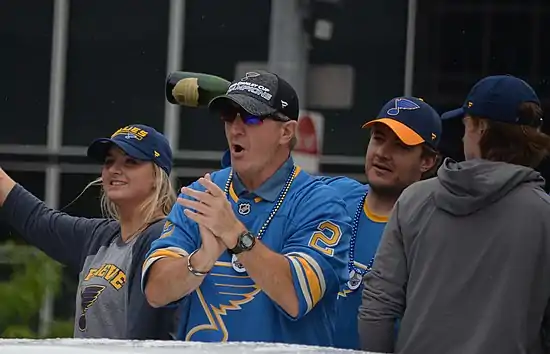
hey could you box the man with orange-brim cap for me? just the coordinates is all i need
[318,96,442,349]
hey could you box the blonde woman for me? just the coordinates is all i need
[0,124,177,339]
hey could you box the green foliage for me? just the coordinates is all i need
[2,325,36,339]
[49,319,75,338]
[0,241,73,338]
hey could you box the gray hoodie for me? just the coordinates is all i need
[358,158,550,354]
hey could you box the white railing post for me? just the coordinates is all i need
[41,0,70,338]
[164,0,186,186]
[404,0,418,97]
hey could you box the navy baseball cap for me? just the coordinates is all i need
[87,124,173,175]
[208,70,300,120]
[441,75,541,126]
[362,97,442,148]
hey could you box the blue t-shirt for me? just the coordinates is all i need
[142,158,352,347]
[317,176,388,350]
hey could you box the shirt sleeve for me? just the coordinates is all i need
[127,221,178,340]
[281,188,352,320]
[312,175,337,183]
[316,176,367,199]
[0,183,111,272]
[358,199,407,353]
[141,181,202,291]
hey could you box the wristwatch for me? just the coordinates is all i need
[228,230,256,255]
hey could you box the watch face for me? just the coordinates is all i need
[241,234,254,248]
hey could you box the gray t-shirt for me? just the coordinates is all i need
[74,235,137,338]
[1,184,176,340]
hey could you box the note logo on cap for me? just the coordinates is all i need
[125,132,138,140]
[387,98,421,116]
[111,125,149,141]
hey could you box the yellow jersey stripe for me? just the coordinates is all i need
[295,257,323,306]
[287,256,313,314]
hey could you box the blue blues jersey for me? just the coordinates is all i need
[142,158,352,346]
[317,176,388,350]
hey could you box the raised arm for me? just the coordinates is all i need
[0,170,112,272]
[225,188,352,319]
[142,180,224,308]
[358,199,407,353]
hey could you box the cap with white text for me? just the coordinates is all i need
[208,70,300,120]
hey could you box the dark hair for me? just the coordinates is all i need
[474,102,550,168]
[421,144,442,179]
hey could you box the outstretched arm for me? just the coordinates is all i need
[0,168,111,272]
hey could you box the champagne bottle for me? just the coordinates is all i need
[165,71,231,108]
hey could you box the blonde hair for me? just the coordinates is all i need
[79,164,176,232]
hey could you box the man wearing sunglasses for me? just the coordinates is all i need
[142,70,352,346]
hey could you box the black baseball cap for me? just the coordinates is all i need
[441,75,541,126]
[363,97,442,149]
[208,70,300,120]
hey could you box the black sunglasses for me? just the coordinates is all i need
[220,106,290,125]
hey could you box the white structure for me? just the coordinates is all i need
[0,338,378,354]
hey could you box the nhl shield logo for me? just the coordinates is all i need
[238,202,251,215]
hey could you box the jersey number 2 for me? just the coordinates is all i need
[308,221,342,257]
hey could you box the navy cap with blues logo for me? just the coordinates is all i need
[362,97,442,149]
[87,124,173,175]
[441,75,542,127]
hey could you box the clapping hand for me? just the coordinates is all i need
[179,173,245,250]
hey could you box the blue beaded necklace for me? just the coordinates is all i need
[224,165,298,273]
[223,165,297,240]
[346,189,374,291]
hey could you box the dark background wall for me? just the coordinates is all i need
[414,0,550,162]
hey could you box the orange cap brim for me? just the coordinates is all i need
[362,118,424,146]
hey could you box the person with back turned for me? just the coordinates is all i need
[142,70,352,346]
[359,75,550,354]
